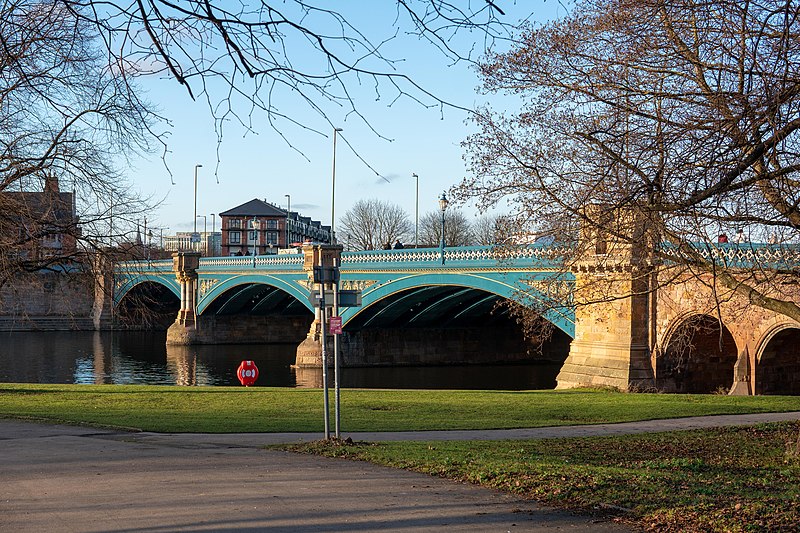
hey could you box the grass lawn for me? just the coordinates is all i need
[283,422,800,533]
[3,384,799,531]
[0,383,799,432]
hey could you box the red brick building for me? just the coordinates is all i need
[219,199,331,256]
[1,176,80,263]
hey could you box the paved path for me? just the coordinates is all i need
[2,412,798,532]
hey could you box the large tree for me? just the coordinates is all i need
[458,0,800,322]
[339,198,412,251]
[0,0,158,284]
[0,0,515,281]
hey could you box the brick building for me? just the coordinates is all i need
[219,199,331,256]
[1,176,80,263]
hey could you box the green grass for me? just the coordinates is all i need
[283,422,800,532]
[1,383,799,432]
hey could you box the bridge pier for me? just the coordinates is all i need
[556,207,656,391]
[294,243,343,367]
[166,252,201,345]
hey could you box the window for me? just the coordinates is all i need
[229,219,241,229]
[267,219,278,229]
[249,230,258,242]
[266,231,278,244]
[229,231,241,244]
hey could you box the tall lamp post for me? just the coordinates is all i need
[193,164,203,235]
[439,192,449,265]
[284,194,291,248]
[250,216,260,262]
[210,213,216,256]
[412,173,419,248]
[196,215,207,255]
[331,127,343,244]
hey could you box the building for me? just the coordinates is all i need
[163,232,221,256]
[219,199,331,256]
[1,176,80,262]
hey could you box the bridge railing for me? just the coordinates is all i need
[678,242,800,270]
[342,244,571,269]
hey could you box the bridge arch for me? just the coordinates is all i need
[657,313,738,393]
[114,276,180,307]
[755,323,800,395]
[339,272,574,337]
[196,274,312,316]
[115,279,181,327]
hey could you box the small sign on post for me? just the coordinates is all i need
[309,290,361,308]
[329,316,343,335]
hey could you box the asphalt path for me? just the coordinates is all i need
[2,412,798,532]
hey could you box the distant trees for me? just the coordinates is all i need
[417,210,474,248]
[339,199,412,251]
[340,200,513,250]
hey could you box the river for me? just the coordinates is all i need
[0,331,562,390]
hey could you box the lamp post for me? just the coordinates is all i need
[439,191,449,265]
[196,215,207,255]
[284,194,291,248]
[193,164,203,235]
[331,127,343,244]
[412,173,419,248]
[210,213,216,256]
[251,216,259,256]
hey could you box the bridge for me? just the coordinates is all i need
[114,240,800,395]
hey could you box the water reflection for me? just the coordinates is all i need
[0,331,561,390]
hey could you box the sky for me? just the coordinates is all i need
[124,1,569,241]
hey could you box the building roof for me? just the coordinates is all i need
[219,198,287,217]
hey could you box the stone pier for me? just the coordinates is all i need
[295,244,343,367]
[166,252,201,345]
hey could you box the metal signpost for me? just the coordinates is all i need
[311,262,360,440]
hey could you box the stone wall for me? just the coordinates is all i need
[166,314,312,345]
[0,271,106,331]
[338,325,566,367]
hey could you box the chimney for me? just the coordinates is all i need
[44,174,60,194]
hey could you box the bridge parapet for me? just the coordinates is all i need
[342,244,570,270]
[684,242,800,270]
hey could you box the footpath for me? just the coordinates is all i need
[1,412,798,532]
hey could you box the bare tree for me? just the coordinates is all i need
[339,198,412,251]
[418,209,472,248]
[458,0,800,322]
[0,1,160,285]
[63,1,514,149]
[472,213,503,245]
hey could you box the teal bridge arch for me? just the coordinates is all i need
[114,245,576,337]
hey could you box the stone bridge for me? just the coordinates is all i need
[114,241,800,395]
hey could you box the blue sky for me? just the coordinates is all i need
[127,2,568,239]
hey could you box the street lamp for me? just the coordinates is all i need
[210,213,216,256]
[250,216,260,256]
[193,164,203,235]
[196,215,207,255]
[439,191,449,265]
[331,127,343,244]
[412,173,419,248]
[284,194,291,248]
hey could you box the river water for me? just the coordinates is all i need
[0,331,561,390]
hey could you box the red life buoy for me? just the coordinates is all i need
[237,360,259,386]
